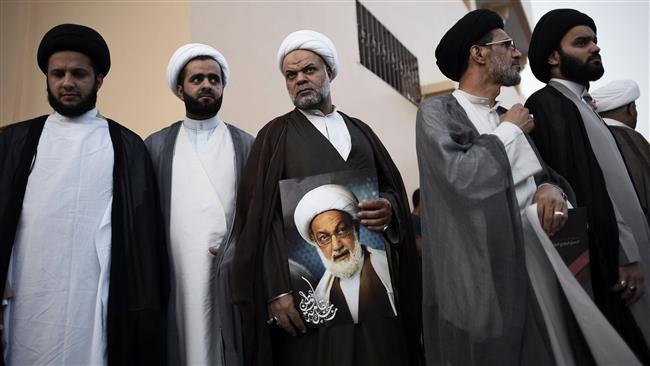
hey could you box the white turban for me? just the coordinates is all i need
[293,184,359,245]
[591,80,640,113]
[166,43,230,95]
[277,30,339,80]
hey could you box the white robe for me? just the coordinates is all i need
[315,246,395,323]
[168,118,236,365]
[4,108,113,365]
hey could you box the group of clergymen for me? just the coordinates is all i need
[1,6,650,366]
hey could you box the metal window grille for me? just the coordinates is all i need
[356,0,421,105]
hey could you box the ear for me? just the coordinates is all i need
[627,102,636,115]
[96,74,104,90]
[176,84,185,100]
[326,66,333,80]
[469,45,487,65]
[548,50,560,66]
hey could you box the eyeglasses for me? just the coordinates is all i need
[314,226,354,247]
[478,38,517,51]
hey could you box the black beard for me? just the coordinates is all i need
[47,82,99,117]
[558,48,604,84]
[183,91,222,118]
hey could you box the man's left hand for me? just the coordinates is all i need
[533,185,567,236]
[357,198,392,233]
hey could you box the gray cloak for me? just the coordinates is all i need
[145,121,253,366]
[416,94,580,365]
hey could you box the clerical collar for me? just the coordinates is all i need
[603,117,632,130]
[52,107,100,123]
[454,89,502,110]
[183,115,221,131]
[299,105,339,118]
[551,78,586,99]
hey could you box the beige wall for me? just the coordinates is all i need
[0,2,191,137]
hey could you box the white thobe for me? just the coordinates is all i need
[4,108,113,366]
[169,116,236,365]
[299,107,351,161]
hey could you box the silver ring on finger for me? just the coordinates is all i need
[266,316,279,325]
[629,285,637,291]
[553,211,564,217]
[620,280,628,288]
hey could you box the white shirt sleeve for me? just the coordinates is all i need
[490,122,542,186]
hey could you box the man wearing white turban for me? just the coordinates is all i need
[145,43,253,366]
[231,30,421,366]
[293,185,396,325]
[592,80,650,229]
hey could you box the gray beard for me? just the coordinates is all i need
[292,82,330,111]
[489,56,521,87]
[318,236,364,278]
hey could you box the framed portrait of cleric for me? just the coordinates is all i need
[279,169,397,328]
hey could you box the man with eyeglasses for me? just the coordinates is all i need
[293,185,395,326]
[526,9,650,362]
[415,9,592,365]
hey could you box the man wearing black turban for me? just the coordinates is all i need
[0,24,168,365]
[526,8,650,363]
[416,9,601,366]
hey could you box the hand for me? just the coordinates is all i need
[208,246,220,256]
[611,263,645,306]
[267,293,306,336]
[357,198,392,233]
[500,104,534,134]
[533,185,567,236]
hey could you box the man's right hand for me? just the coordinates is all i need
[500,104,534,134]
[267,293,306,336]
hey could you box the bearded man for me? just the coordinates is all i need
[293,185,395,326]
[415,9,611,365]
[0,24,168,365]
[145,43,253,366]
[526,9,650,362]
[230,30,421,366]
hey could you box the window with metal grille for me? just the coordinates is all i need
[356,0,421,105]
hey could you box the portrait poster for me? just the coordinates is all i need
[279,169,397,328]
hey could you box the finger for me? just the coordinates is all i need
[277,313,297,336]
[361,217,389,228]
[625,285,642,305]
[367,225,389,233]
[287,309,307,334]
[208,246,220,256]
[540,203,554,235]
[610,279,628,292]
[357,208,389,220]
[357,199,387,210]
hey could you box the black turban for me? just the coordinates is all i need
[528,9,596,83]
[37,23,111,76]
[435,9,504,81]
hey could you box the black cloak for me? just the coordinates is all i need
[0,116,169,366]
[230,109,422,366]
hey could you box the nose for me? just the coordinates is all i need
[295,72,308,85]
[62,72,75,89]
[591,42,601,53]
[331,235,342,251]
